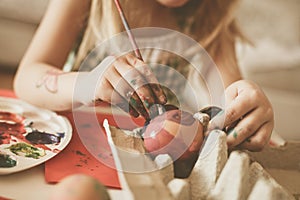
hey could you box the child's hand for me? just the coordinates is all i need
[75,54,167,120]
[208,80,274,151]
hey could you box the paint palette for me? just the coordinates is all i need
[0,97,72,175]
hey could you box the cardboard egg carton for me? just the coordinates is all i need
[104,121,296,200]
[247,140,300,200]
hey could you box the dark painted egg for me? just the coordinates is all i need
[199,106,223,119]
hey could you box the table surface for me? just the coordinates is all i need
[0,89,130,200]
[0,164,126,200]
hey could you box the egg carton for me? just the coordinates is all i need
[104,121,296,200]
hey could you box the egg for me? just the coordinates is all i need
[49,174,110,200]
[143,109,204,178]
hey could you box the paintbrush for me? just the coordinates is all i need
[113,0,166,121]
[113,0,144,61]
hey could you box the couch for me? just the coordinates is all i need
[236,0,300,140]
[0,0,49,68]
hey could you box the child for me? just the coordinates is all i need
[13,0,274,151]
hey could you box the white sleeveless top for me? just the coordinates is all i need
[71,28,224,112]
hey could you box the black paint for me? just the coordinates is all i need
[25,130,61,144]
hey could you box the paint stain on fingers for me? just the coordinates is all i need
[129,96,149,119]
[227,127,256,150]
[233,130,238,139]
[136,86,158,109]
[148,83,167,104]
[129,76,147,90]
[130,79,137,86]
[227,128,237,138]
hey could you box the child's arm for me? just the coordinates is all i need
[14,0,90,110]
[14,0,166,119]
[211,30,274,151]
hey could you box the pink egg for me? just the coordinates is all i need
[143,109,204,178]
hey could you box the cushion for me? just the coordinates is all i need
[0,0,49,24]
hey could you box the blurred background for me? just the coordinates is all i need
[0,0,299,140]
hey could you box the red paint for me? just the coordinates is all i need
[0,111,63,153]
[0,111,26,144]
[0,111,25,123]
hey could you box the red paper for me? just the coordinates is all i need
[0,196,12,200]
[0,89,145,189]
[45,110,144,189]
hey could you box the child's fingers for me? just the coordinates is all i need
[125,54,167,104]
[224,95,257,128]
[104,63,150,119]
[236,122,273,151]
[116,100,140,118]
[114,55,163,119]
[94,77,139,118]
[226,108,266,149]
[208,90,256,132]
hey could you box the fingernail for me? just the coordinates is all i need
[193,112,210,128]
[207,121,220,132]
[159,95,167,104]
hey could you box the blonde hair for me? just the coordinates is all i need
[74,0,245,71]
